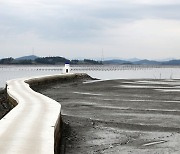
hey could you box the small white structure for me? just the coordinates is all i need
[63,63,70,74]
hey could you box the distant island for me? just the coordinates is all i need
[0,55,101,65]
[0,55,180,65]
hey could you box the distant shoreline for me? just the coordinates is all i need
[1,55,180,65]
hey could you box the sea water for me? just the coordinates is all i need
[0,65,180,88]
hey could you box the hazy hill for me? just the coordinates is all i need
[1,55,180,65]
[162,60,180,65]
[125,58,140,62]
[15,55,39,61]
[35,56,70,64]
[103,59,132,64]
[103,59,161,65]
[133,59,161,65]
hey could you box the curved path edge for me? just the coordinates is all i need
[0,73,87,154]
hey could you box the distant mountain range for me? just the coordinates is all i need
[103,59,131,64]
[1,55,180,65]
[103,59,180,65]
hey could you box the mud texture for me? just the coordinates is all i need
[0,89,13,119]
[36,79,180,154]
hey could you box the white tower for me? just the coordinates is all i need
[63,63,70,74]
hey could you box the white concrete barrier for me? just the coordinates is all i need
[0,73,86,154]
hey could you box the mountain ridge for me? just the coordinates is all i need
[15,55,39,60]
[1,55,180,65]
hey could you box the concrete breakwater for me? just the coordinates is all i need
[0,73,90,154]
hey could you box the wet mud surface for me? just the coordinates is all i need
[37,79,180,154]
[0,89,12,119]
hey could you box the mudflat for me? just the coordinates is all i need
[0,89,12,119]
[37,78,180,154]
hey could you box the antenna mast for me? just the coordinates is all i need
[101,48,104,64]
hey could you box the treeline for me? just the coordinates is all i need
[35,57,70,64]
[2,56,180,65]
[0,57,101,65]
[71,59,101,65]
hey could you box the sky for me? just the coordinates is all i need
[0,0,180,60]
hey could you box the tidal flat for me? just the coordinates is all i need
[36,78,180,154]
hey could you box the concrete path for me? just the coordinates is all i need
[0,76,61,154]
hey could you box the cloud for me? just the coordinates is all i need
[131,0,180,5]
[1,0,180,38]
[0,0,180,59]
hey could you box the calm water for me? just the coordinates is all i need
[1,65,180,88]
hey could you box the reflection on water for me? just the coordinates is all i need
[1,65,180,88]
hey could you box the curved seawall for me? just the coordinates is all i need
[0,73,88,154]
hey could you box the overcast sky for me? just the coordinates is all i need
[0,0,180,60]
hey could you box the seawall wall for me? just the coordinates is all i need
[0,73,89,154]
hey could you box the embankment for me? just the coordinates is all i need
[0,88,13,119]
[0,73,91,154]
